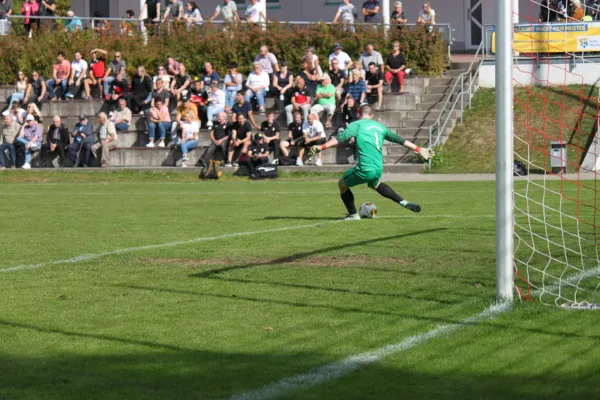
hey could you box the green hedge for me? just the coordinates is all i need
[0,22,447,84]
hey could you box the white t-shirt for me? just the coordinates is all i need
[71,60,88,78]
[302,120,326,139]
[305,54,323,77]
[246,71,270,91]
[181,120,200,139]
[215,1,237,22]
[153,75,171,86]
[208,89,226,107]
[418,8,435,23]
[245,1,262,23]
[328,51,352,70]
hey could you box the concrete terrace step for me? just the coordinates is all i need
[445,69,469,78]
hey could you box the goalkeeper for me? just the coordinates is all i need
[310,105,434,220]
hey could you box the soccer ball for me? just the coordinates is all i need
[359,202,377,218]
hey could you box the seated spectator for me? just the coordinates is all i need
[0,114,19,169]
[201,62,219,92]
[128,66,153,114]
[570,0,585,20]
[190,80,208,127]
[245,0,266,24]
[172,93,199,144]
[260,111,281,163]
[346,70,367,105]
[64,10,83,32]
[232,90,258,129]
[359,44,384,73]
[171,63,192,101]
[332,0,357,31]
[224,62,243,111]
[391,1,408,26]
[328,43,352,72]
[83,49,106,100]
[164,56,180,78]
[210,0,240,23]
[206,81,225,128]
[153,65,172,90]
[120,9,136,36]
[91,114,118,168]
[104,72,129,114]
[23,71,47,108]
[310,74,336,128]
[2,100,26,124]
[65,51,88,100]
[201,111,229,166]
[254,45,279,80]
[271,62,293,111]
[110,98,132,131]
[245,132,270,178]
[103,51,127,101]
[385,41,407,94]
[16,114,42,169]
[244,62,269,113]
[329,59,346,102]
[300,113,326,166]
[21,0,39,37]
[362,0,381,23]
[163,0,184,23]
[416,2,436,25]
[177,110,200,167]
[183,1,203,29]
[304,47,323,78]
[350,58,366,81]
[6,71,27,109]
[588,0,600,21]
[226,113,252,167]
[46,51,71,102]
[365,62,384,109]
[341,95,359,129]
[93,11,112,34]
[42,115,69,167]
[26,102,43,123]
[280,111,305,163]
[68,114,94,167]
[285,77,312,125]
[298,60,319,96]
[146,97,171,148]
[151,78,171,109]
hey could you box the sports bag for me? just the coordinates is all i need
[199,160,222,180]
[256,165,279,179]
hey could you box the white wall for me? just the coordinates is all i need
[478,61,600,87]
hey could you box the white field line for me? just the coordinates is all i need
[225,302,513,400]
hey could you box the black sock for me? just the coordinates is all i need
[376,183,404,203]
[341,189,357,215]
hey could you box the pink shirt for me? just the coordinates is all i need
[151,105,171,122]
[53,60,71,80]
[21,1,39,24]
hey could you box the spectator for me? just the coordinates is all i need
[271,62,293,111]
[16,114,42,169]
[329,59,346,102]
[26,102,43,123]
[6,71,27,108]
[280,111,305,162]
[260,111,281,163]
[245,132,270,178]
[359,44,384,73]
[232,90,258,129]
[140,0,161,28]
[365,62,384,109]
[83,49,106,100]
[0,114,19,169]
[46,52,71,101]
[128,66,153,114]
[153,65,172,90]
[163,0,183,23]
[171,63,192,101]
[201,62,220,92]
[285,77,312,125]
[304,47,323,78]
[588,0,600,21]
[176,110,200,167]
[164,56,180,77]
[68,114,94,167]
[226,113,252,167]
[0,0,13,21]
[171,93,198,144]
[190,80,208,127]
[201,111,229,166]
[39,0,55,31]
[245,0,266,24]
[120,9,135,36]
[346,70,367,105]
[310,74,336,128]
[183,1,203,29]
[65,51,88,100]
[301,113,326,166]
[333,0,357,31]
[146,97,171,148]
[254,45,279,80]
[391,1,408,26]
[41,115,68,167]
[244,62,269,113]
[64,10,83,33]
[104,72,129,114]
[206,81,225,128]
[298,60,319,96]
[210,0,240,23]
[103,51,127,101]
[2,100,26,124]
[151,78,171,109]
[110,98,132,131]
[21,0,39,37]
[362,0,381,23]
[570,0,585,20]
[350,58,366,80]
[92,112,118,168]
[23,71,46,108]
[384,41,407,94]
[341,95,359,128]
[224,62,243,110]
[92,11,112,34]
[328,43,353,72]
[416,2,436,25]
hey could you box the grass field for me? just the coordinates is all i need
[1,173,599,400]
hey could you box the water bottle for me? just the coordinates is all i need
[280,94,284,101]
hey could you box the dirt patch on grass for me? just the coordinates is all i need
[135,256,406,268]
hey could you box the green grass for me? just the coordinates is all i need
[0,177,599,399]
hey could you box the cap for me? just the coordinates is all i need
[395,1,403,7]
[79,113,86,121]
[320,73,331,81]
[254,132,264,140]
[181,93,189,101]
[25,114,35,121]
[334,42,342,49]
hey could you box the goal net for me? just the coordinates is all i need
[510,0,600,308]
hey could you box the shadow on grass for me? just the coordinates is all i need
[261,216,343,221]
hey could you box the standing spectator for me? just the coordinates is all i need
[301,113,326,166]
[21,0,39,37]
[260,111,281,162]
[232,90,258,129]
[359,44,384,73]
[6,71,27,108]
[0,0,13,21]
[64,10,83,32]
[201,62,220,92]
[16,115,42,169]
[224,62,243,111]
[391,2,408,26]
[210,0,240,23]
[333,0,357,31]
[298,60,319,96]
[226,113,252,167]
[206,81,226,128]
[362,0,381,23]
[384,41,407,94]
[346,70,367,104]
[0,114,19,169]
[39,0,55,31]
[587,0,600,20]
[23,71,46,108]
[92,112,118,168]
[310,74,336,128]
[140,0,161,30]
[365,62,384,110]
[163,0,183,23]
[416,2,436,25]
[329,59,346,102]
[244,63,269,113]
[42,115,69,167]
[83,49,106,100]
[120,9,136,35]
[153,65,172,90]
[92,11,112,34]
[68,114,94,167]
[128,66,153,114]
[183,1,203,29]
[285,77,312,125]
[328,43,353,72]
[65,52,88,100]
[254,45,279,80]
[279,111,305,162]
[271,62,293,111]
[146,97,171,148]
[245,132,270,178]
[201,111,229,165]
[110,98,132,131]
[177,110,200,167]
[103,51,127,101]
[570,0,584,20]
[245,0,266,24]
[171,63,192,101]
[46,52,71,101]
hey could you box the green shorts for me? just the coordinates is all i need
[342,167,382,189]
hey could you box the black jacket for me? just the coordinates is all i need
[46,123,70,146]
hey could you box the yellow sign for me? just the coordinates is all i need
[492,23,600,53]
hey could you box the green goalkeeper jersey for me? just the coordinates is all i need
[337,119,406,172]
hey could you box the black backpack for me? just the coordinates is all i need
[199,160,222,180]
[256,165,279,179]
[513,160,528,176]
[278,155,296,166]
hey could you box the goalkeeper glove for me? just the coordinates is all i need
[309,145,323,156]
[414,146,435,160]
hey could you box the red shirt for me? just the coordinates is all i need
[90,58,106,79]
[53,60,71,80]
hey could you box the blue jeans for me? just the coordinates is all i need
[115,122,129,131]
[7,92,24,106]
[244,88,267,108]
[46,79,68,99]
[16,137,41,164]
[0,143,16,166]
[225,89,237,109]
[103,76,115,97]
[148,121,171,141]
[207,105,225,123]
[180,139,199,156]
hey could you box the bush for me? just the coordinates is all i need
[0,21,447,84]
